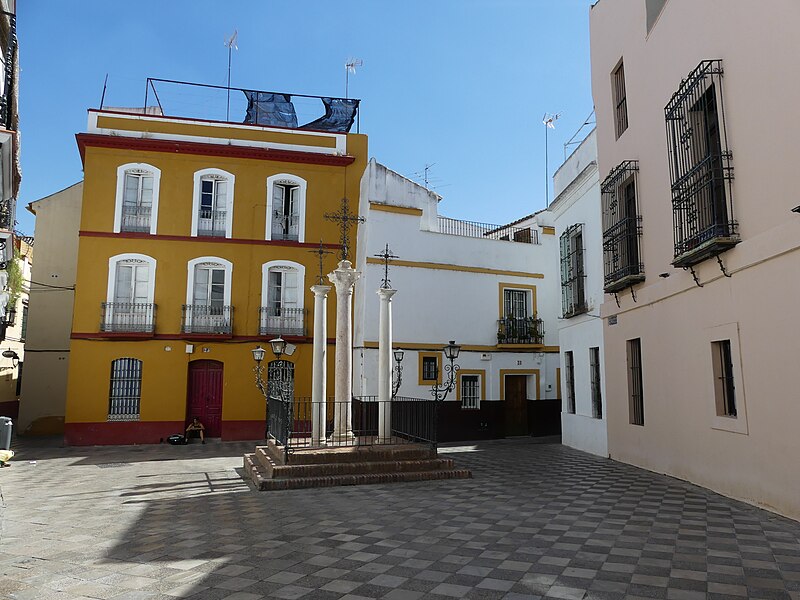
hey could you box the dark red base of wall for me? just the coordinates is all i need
[65,420,266,446]
[0,400,19,421]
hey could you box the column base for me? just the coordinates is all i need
[327,431,356,446]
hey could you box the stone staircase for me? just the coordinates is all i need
[243,441,471,490]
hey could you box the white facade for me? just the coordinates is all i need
[548,130,608,457]
[353,159,561,439]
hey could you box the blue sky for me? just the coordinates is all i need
[15,0,595,236]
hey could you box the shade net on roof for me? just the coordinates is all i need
[243,92,359,133]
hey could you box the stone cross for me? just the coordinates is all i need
[373,243,399,290]
[308,240,335,285]
[324,197,365,261]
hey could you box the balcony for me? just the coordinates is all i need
[182,304,233,335]
[497,316,545,345]
[259,307,307,337]
[197,208,227,237]
[271,214,300,242]
[120,206,152,233]
[100,303,156,334]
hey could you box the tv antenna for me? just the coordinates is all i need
[345,58,363,99]
[224,30,238,121]
[542,112,561,204]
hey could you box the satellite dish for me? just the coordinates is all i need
[284,343,297,357]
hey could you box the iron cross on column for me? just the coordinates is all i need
[374,243,399,289]
[308,240,335,285]
[324,196,365,261]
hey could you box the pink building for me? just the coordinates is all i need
[591,0,800,519]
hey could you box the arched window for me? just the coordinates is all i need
[108,357,142,421]
[184,257,234,334]
[192,168,235,238]
[114,163,161,234]
[103,254,157,333]
[261,260,306,336]
[266,174,307,242]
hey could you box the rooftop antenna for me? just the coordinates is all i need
[542,112,561,205]
[225,29,238,121]
[345,58,363,99]
[99,73,108,109]
[563,109,596,160]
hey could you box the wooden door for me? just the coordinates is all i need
[187,360,224,438]
[504,375,528,437]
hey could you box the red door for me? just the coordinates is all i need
[187,360,224,438]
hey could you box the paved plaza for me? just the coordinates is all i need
[1,437,799,600]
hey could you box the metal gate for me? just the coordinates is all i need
[266,359,294,449]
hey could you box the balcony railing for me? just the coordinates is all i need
[120,206,152,233]
[101,303,156,333]
[197,209,227,237]
[437,217,539,244]
[497,316,545,345]
[259,307,307,336]
[271,214,300,241]
[181,304,233,334]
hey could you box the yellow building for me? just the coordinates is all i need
[65,88,367,445]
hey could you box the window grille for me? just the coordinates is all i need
[601,160,644,292]
[560,224,587,318]
[712,340,737,417]
[665,60,736,267]
[612,60,628,138]
[627,339,644,425]
[108,358,142,421]
[461,375,480,410]
[590,347,602,419]
[564,351,576,414]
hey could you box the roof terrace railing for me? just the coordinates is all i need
[117,78,361,134]
[436,216,540,244]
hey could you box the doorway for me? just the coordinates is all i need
[504,375,529,436]
[187,360,224,438]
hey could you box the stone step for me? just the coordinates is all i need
[262,440,438,466]
[246,463,472,491]
[257,453,457,479]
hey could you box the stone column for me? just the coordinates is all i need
[310,284,331,446]
[328,260,361,444]
[377,288,397,443]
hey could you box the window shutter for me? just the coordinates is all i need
[114,265,133,303]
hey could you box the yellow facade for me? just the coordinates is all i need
[65,110,367,445]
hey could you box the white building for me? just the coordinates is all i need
[353,160,561,441]
[548,130,608,457]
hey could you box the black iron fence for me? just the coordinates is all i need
[101,303,156,333]
[497,316,545,344]
[267,396,438,454]
[120,205,153,233]
[181,304,233,334]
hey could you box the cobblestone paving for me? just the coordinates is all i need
[1,437,799,600]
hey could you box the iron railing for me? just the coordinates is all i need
[267,396,438,454]
[0,197,14,231]
[497,316,545,345]
[138,78,361,134]
[181,304,233,334]
[665,60,737,267]
[0,9,17,132]
[197,208,227,237]
[560,224,587,317]
[271,214,300,241]
[437,217,539,244]
[259,307,306,336]
[120,206,152,233]
[108,357,141,421]
[101,303,156,333]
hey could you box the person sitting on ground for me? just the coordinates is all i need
[185,417,205,444]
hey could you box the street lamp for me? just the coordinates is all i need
[431,340,461,402]
[391,348,404,398]
[252,345,268,399]
[269,336,286,359]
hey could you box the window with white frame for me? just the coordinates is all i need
[261,261,305,336]
[103,254,156,333]
[461,374,481,410]
[108,358,142,421]
[114,163,161,234]
[184,258,233,334]
[192,169,234,238]
[266,174,306,242]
